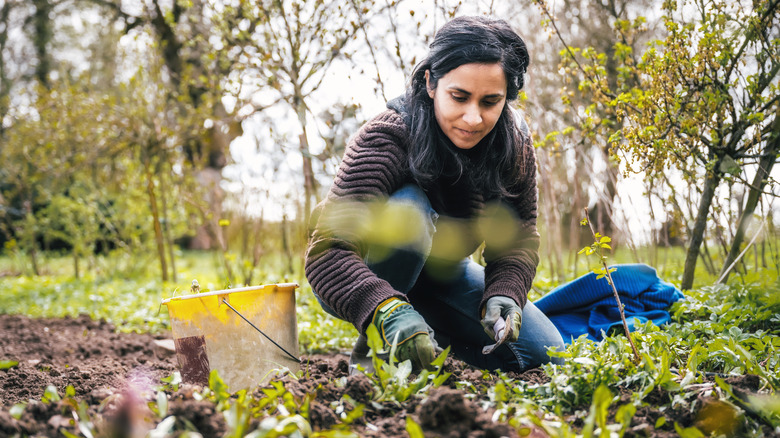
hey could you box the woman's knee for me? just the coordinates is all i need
[364,184,437,293]
[387,184,438,241]
[512,302,566,369]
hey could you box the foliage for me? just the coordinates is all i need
[536,0,780,290]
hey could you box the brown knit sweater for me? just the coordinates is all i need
[305,109,540,333]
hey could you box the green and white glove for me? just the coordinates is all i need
[481,296,522,343]
[371,297,438,371]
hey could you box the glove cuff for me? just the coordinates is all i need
[371,297,406,326]
[371,297,428,347]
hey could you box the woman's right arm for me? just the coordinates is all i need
[305,110,411,333]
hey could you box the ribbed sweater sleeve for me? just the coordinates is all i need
[305,110,410,332]
[480,130,540,311]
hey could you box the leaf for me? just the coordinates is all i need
[9,403,26,420]
[583,384,612,438]
[431,346,451,368]
[655,417,667,428]
[42,385,61,403]
[580,217,588,226]
[365,324,384,355]
[719,155,740,175]
[156,391,168,417]
[0,360,19,370]
[208,369,231,401]
[599,236,612,243]
[406,416,425,438]
[573,357,597,366]
[674,422,705,438]
[394,360,412,382]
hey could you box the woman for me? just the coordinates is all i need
[305,16,564,372]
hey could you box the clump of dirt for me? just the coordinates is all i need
[418,387,517,438]
[309,401,339,430]
[168,398,227,436]
[345,373,374,403]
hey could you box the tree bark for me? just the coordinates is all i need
[32,0,52,88]
[294,98,319,223]
[719,113,780,282]
[23,200,40,276]
[145,163,168,282]
[159,168,177,283]
[0,1,12,135]
[681,163,722,290]
[73,252,80,279]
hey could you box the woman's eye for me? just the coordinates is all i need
[482,100,500,107]
[451,95,467,102]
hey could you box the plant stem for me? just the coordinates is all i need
[584,208,641,364]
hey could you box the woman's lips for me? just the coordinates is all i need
[456,127,480,136]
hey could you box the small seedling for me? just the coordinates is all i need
[579,208,641,363]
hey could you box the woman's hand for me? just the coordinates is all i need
[371,298,438,370]
[481,296,522,342]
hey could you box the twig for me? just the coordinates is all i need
[583,208,642,364]
[716,220,766,284]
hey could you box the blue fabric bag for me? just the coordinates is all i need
[534,264,685,344]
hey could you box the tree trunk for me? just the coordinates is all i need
[700,238,716,275]
[23,200,40,276]
[298,116,318,223]
[540,152,564,282]
[569,148,585,274]
[681,164,722,290]
[719,116,780,282]
[282,214,293,276]
[159,169,177,283]
[0,1,12,136]
[145,164,169,282]
[32,0,52,88]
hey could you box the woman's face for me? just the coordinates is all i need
[426,63,507,150]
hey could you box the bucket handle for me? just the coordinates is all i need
[221,298,301,364]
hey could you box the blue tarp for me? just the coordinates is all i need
[534,264,685,344]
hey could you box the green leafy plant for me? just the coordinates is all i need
[362,324,452,403]
[578,208,641,363]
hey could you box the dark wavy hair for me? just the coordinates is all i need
[405,16,530,198]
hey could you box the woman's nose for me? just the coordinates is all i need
[463,105,482,126]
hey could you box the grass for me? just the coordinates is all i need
[1,247,779,436]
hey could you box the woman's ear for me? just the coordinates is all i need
[425,70,434,99]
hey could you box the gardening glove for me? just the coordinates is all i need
[372,297,438,371]
[481,296,522,343]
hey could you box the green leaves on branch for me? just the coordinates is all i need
[578,233,613,255]
[578,218,617,279]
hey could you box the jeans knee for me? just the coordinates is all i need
[364,184,437,294]
[373,184,437,254]
[389,184,437,240]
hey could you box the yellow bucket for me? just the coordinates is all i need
[161,283,299,390]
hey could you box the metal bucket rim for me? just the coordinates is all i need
[161,282,298,305]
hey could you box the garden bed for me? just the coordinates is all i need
[0,314,774,437]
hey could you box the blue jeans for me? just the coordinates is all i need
[318,184,565,371]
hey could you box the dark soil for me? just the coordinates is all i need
[0,314,772,437]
